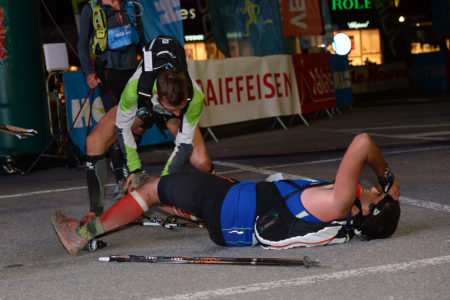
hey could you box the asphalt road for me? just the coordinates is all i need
[1,94,449,299]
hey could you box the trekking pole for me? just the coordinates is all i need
[0,124,38,139]
[158,204,205,223]
[98,255,320,267]
[57,88,93,154]
[86,90,94,138]
[133,216,206,229]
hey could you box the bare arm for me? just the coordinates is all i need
[332,133,399,214]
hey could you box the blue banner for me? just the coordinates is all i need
[137,0,184,45]
[329,54,353,108]
[411,52,447,91]
[209,0,285,57]
[432,0,450,33]
[62,71,173,154]
[320,0,333,45]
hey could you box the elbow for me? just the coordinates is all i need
[354,133,370,142]
[352,133,373,148]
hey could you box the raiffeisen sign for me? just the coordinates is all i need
[331,0,373,10]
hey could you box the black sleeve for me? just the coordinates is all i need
[77,4,95,76]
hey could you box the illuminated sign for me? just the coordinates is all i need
[185,34,204,42]
[347,21,370,29]
[180,8,196,21]
[331,0,373,11]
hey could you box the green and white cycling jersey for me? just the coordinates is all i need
[115,64,204,175]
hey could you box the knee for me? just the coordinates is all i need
[86,132,106,155]
[136,176,161,206]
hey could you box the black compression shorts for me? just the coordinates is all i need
[97,68,135,112]
[158,171,238,245]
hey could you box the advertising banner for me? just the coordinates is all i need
[329,54,353,108]
[138,0,184,44]
[350,62,409,94]
[279,0,323,37]
[292,53,336,114]
[187,55,301,127]
[209,0,285,57]
[62,71,173,154]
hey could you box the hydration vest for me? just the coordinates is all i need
[254,180,359,249]
[89,0,140,53]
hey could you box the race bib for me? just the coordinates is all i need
[107,24,133,49]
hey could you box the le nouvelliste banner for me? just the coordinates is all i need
[187,55,301,127]
[350,62,409,94]
[292,53,336,114]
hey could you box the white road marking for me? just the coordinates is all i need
[356,133,447,141]
[333,123,450,131]
[213,161,318,182]
[333,123,450,141]
[216,145,450,175]
[156,255,450,300]
[401,196,450,213]
[0,183,114,199]
[405,131,450,137]
[381,145,450,155]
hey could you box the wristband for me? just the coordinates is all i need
[378,166,394,193]
[131,169,142,174]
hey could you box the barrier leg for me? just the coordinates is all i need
[203,127,219,143]
[325,109,334,118]
[298,114,309,126]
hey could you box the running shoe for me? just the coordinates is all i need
[51,209,88,256]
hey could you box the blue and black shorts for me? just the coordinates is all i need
[157,171,238,246]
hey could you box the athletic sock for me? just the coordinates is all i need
[86,154,107,215]
[99,191,149,232]
[77,217,105,240]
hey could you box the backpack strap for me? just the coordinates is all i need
[137,36,194,133]
[90,0,107,53]
[280,180,333,201]
[125,1,140,45]
[90,0,140,54]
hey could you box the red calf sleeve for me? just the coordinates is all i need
[100,191,148,232]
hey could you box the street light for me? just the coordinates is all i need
[332,33,352,55]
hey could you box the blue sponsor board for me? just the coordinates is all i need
[329,54,353,108]
[62,71,173,154]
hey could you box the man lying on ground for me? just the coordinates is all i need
[52,133,400,256]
